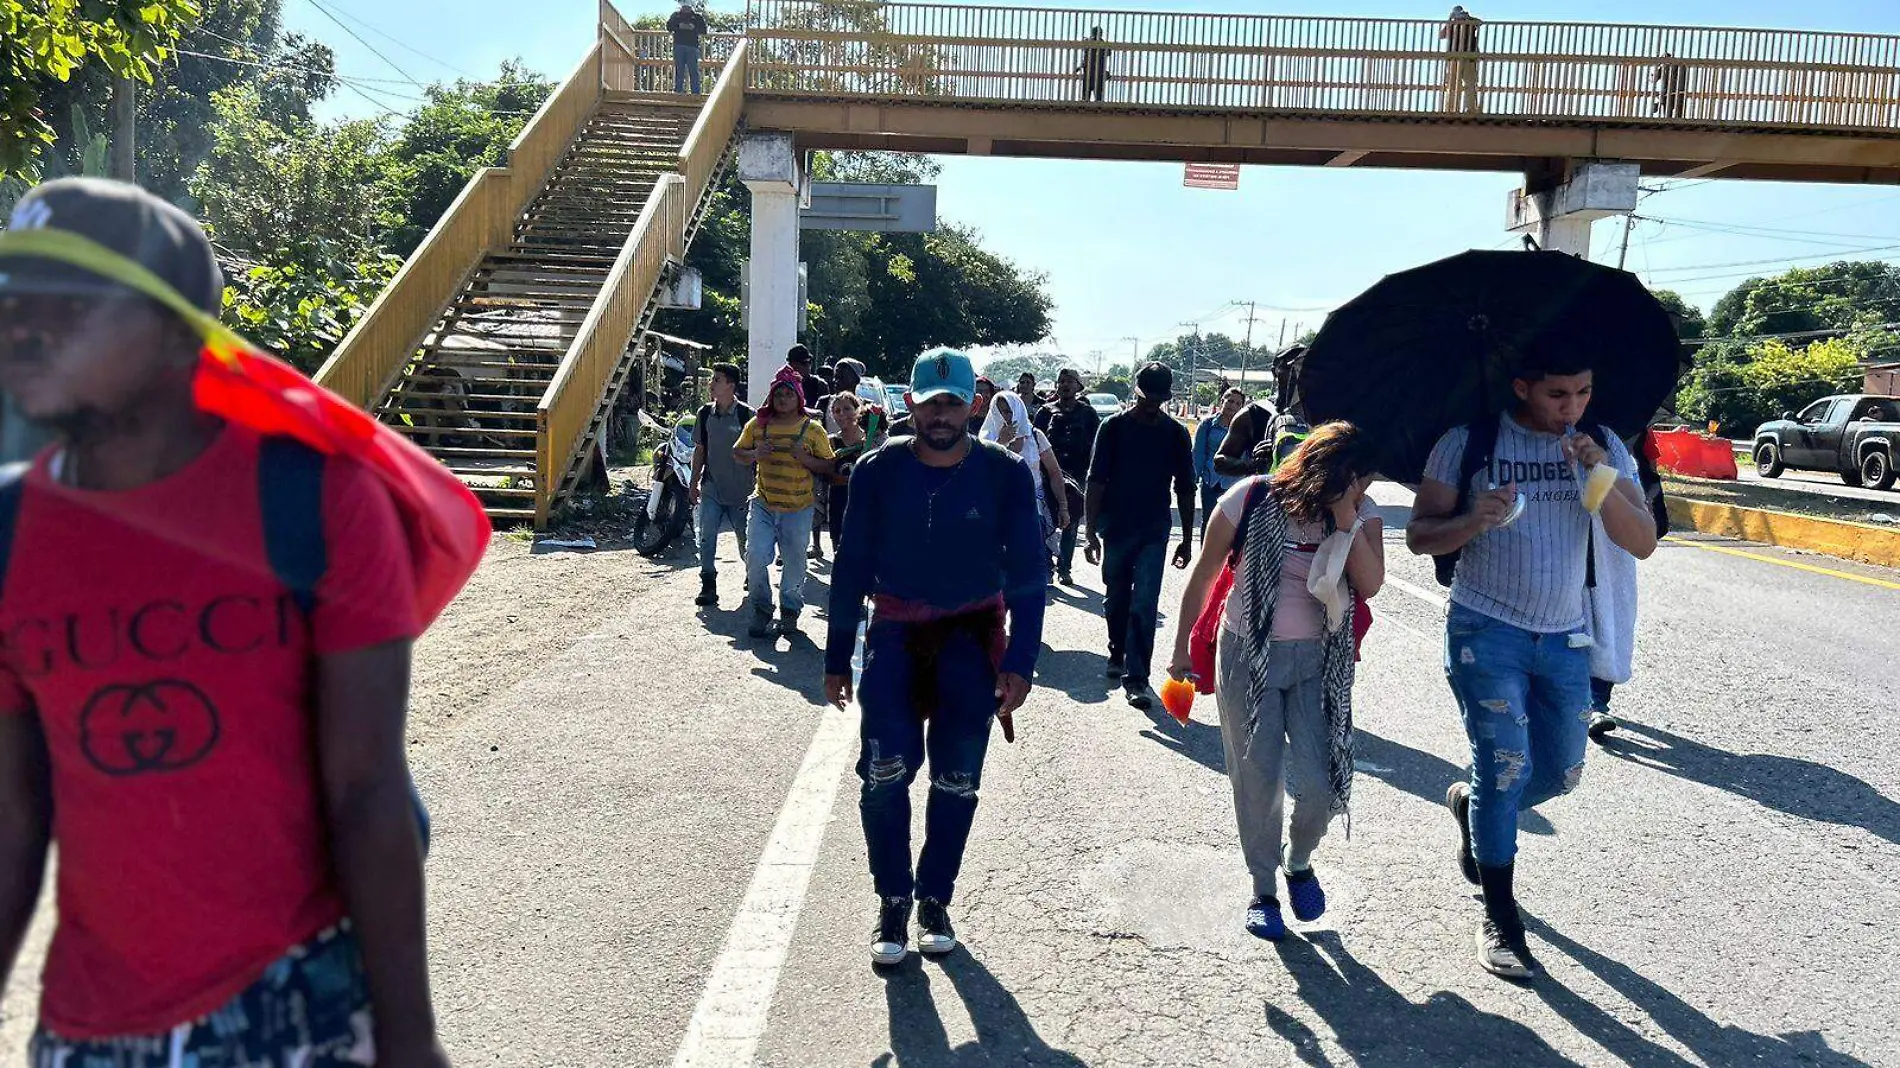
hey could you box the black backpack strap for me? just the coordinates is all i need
[0,462,30,602]
[694,403,714,447]
[258,437,434,854]
[1227,478,1270,566]
[257,436,328,617]
[1434,417,1500,586]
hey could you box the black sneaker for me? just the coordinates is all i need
[871,896,913,965]
[1588,712,1620,740]
[917,898,957,956]
[777,610,800,637]
[1446,781,1480,886]
[747,611,773,639]
[1477,918,1538,980]
[694,576,717,607]
[1125,686,1154,711]
[1057,570,1074,585]
[1106,657,1125,680]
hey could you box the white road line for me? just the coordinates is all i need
[670,624,866,1068]
[1384,574,1449,609]
[669,703,857,1068]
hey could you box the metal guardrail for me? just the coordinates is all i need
[535,177,685,526]
[742,1,1900,130]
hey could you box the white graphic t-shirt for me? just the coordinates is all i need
[1424,412,1636,634]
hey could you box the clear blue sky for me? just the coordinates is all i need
[287,0,1900,365]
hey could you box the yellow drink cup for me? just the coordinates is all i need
[1581,463,1619,514]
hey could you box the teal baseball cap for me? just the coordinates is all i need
[909,347,976,405]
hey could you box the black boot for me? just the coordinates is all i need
[1475,862,1537,980]
[695,575,717,607]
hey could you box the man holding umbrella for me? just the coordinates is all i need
[1407,349,1658,981]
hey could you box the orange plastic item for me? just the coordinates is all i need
[1159,676,1196,725]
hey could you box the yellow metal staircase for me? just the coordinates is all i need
[313,9,747,527]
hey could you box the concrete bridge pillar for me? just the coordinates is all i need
[1507,160,1638,260]
[740,132,803,404]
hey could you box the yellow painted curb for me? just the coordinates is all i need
[1667,496,1900,570]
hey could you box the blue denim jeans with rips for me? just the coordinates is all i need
[1443,603,1593,866]
[856,621,997,905]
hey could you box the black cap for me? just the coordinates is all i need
[0,177,222,315]
[1135,362,1174,400]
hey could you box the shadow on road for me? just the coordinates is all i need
[1528,916,1871,1068]
[1598,721,1900,847]
[1138,704,1225,775]
[1267,930,1578,1067]
[1048,585,1106,614]
[1355,730,1555,836]
[1030,648,1112,706]
[876,952,1088,1067]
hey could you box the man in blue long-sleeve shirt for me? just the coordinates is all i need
[1192,387,1246,538]
[825,347,1046,967]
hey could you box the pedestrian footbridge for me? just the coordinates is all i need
[313,0,1900,526]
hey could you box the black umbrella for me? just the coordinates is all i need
[1298,250,1683,484]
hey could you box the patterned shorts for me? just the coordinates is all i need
[30,924,375,1068]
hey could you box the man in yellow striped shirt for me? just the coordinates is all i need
[735,365,836,638]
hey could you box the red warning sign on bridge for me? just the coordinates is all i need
[1183,163,1241,190]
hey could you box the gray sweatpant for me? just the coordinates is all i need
[1215,628,1336,899]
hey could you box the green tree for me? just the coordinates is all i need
[378,62,553,255]
[2,0,202,178]
[191,84,393,264]
[222,238,398,372]
[655,151,1052,381]
[26,0,335,207]
[1678,335,1865,436]
[1705,262,1900,340]
[1649,288,1706,340]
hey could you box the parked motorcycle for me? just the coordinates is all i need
[633,412,695,557]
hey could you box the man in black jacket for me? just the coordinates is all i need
[1034,368,1100,584]
[667,1,710,94]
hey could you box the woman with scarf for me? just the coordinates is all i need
[1164,422,1384,941]
[981,388,1070,567]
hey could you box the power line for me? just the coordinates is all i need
[304,0,476,78]
[300,0,429,92]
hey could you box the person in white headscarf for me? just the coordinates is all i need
[982,389,1069,561]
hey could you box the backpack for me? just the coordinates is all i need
[0,439,433,853]
[1433,417,1615,590]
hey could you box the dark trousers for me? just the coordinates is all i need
[1591,677,1615,713]
[1056,516,1081,576]
[857,622,998,904]
[1102,535,1167,689]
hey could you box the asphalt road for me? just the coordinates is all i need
[4,486,1896,1067]
[1733,464,1900,509]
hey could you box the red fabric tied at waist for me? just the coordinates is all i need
[869,593,1012,741]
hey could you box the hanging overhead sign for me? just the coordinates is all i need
[799,183,938,233]
[1183,163,1241,191]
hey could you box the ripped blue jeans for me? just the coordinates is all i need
[856,621,997,905]
[1444,603,1593,866]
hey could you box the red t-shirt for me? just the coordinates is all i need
[0,427,420,1038]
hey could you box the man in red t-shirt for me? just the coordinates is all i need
[0,180,448,1065]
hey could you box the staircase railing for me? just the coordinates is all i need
[533,41,751,526]
[312,44,605,407]
[535,176,684,526]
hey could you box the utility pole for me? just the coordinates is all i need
[1232,299,1265,392]
[109,75,136,182]
[1179,320,1200,417]
[1120,335,1140,373]
[1616,211,1637,270]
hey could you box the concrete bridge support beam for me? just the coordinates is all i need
[1507,159,1639,260]
[740,132,803,404]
